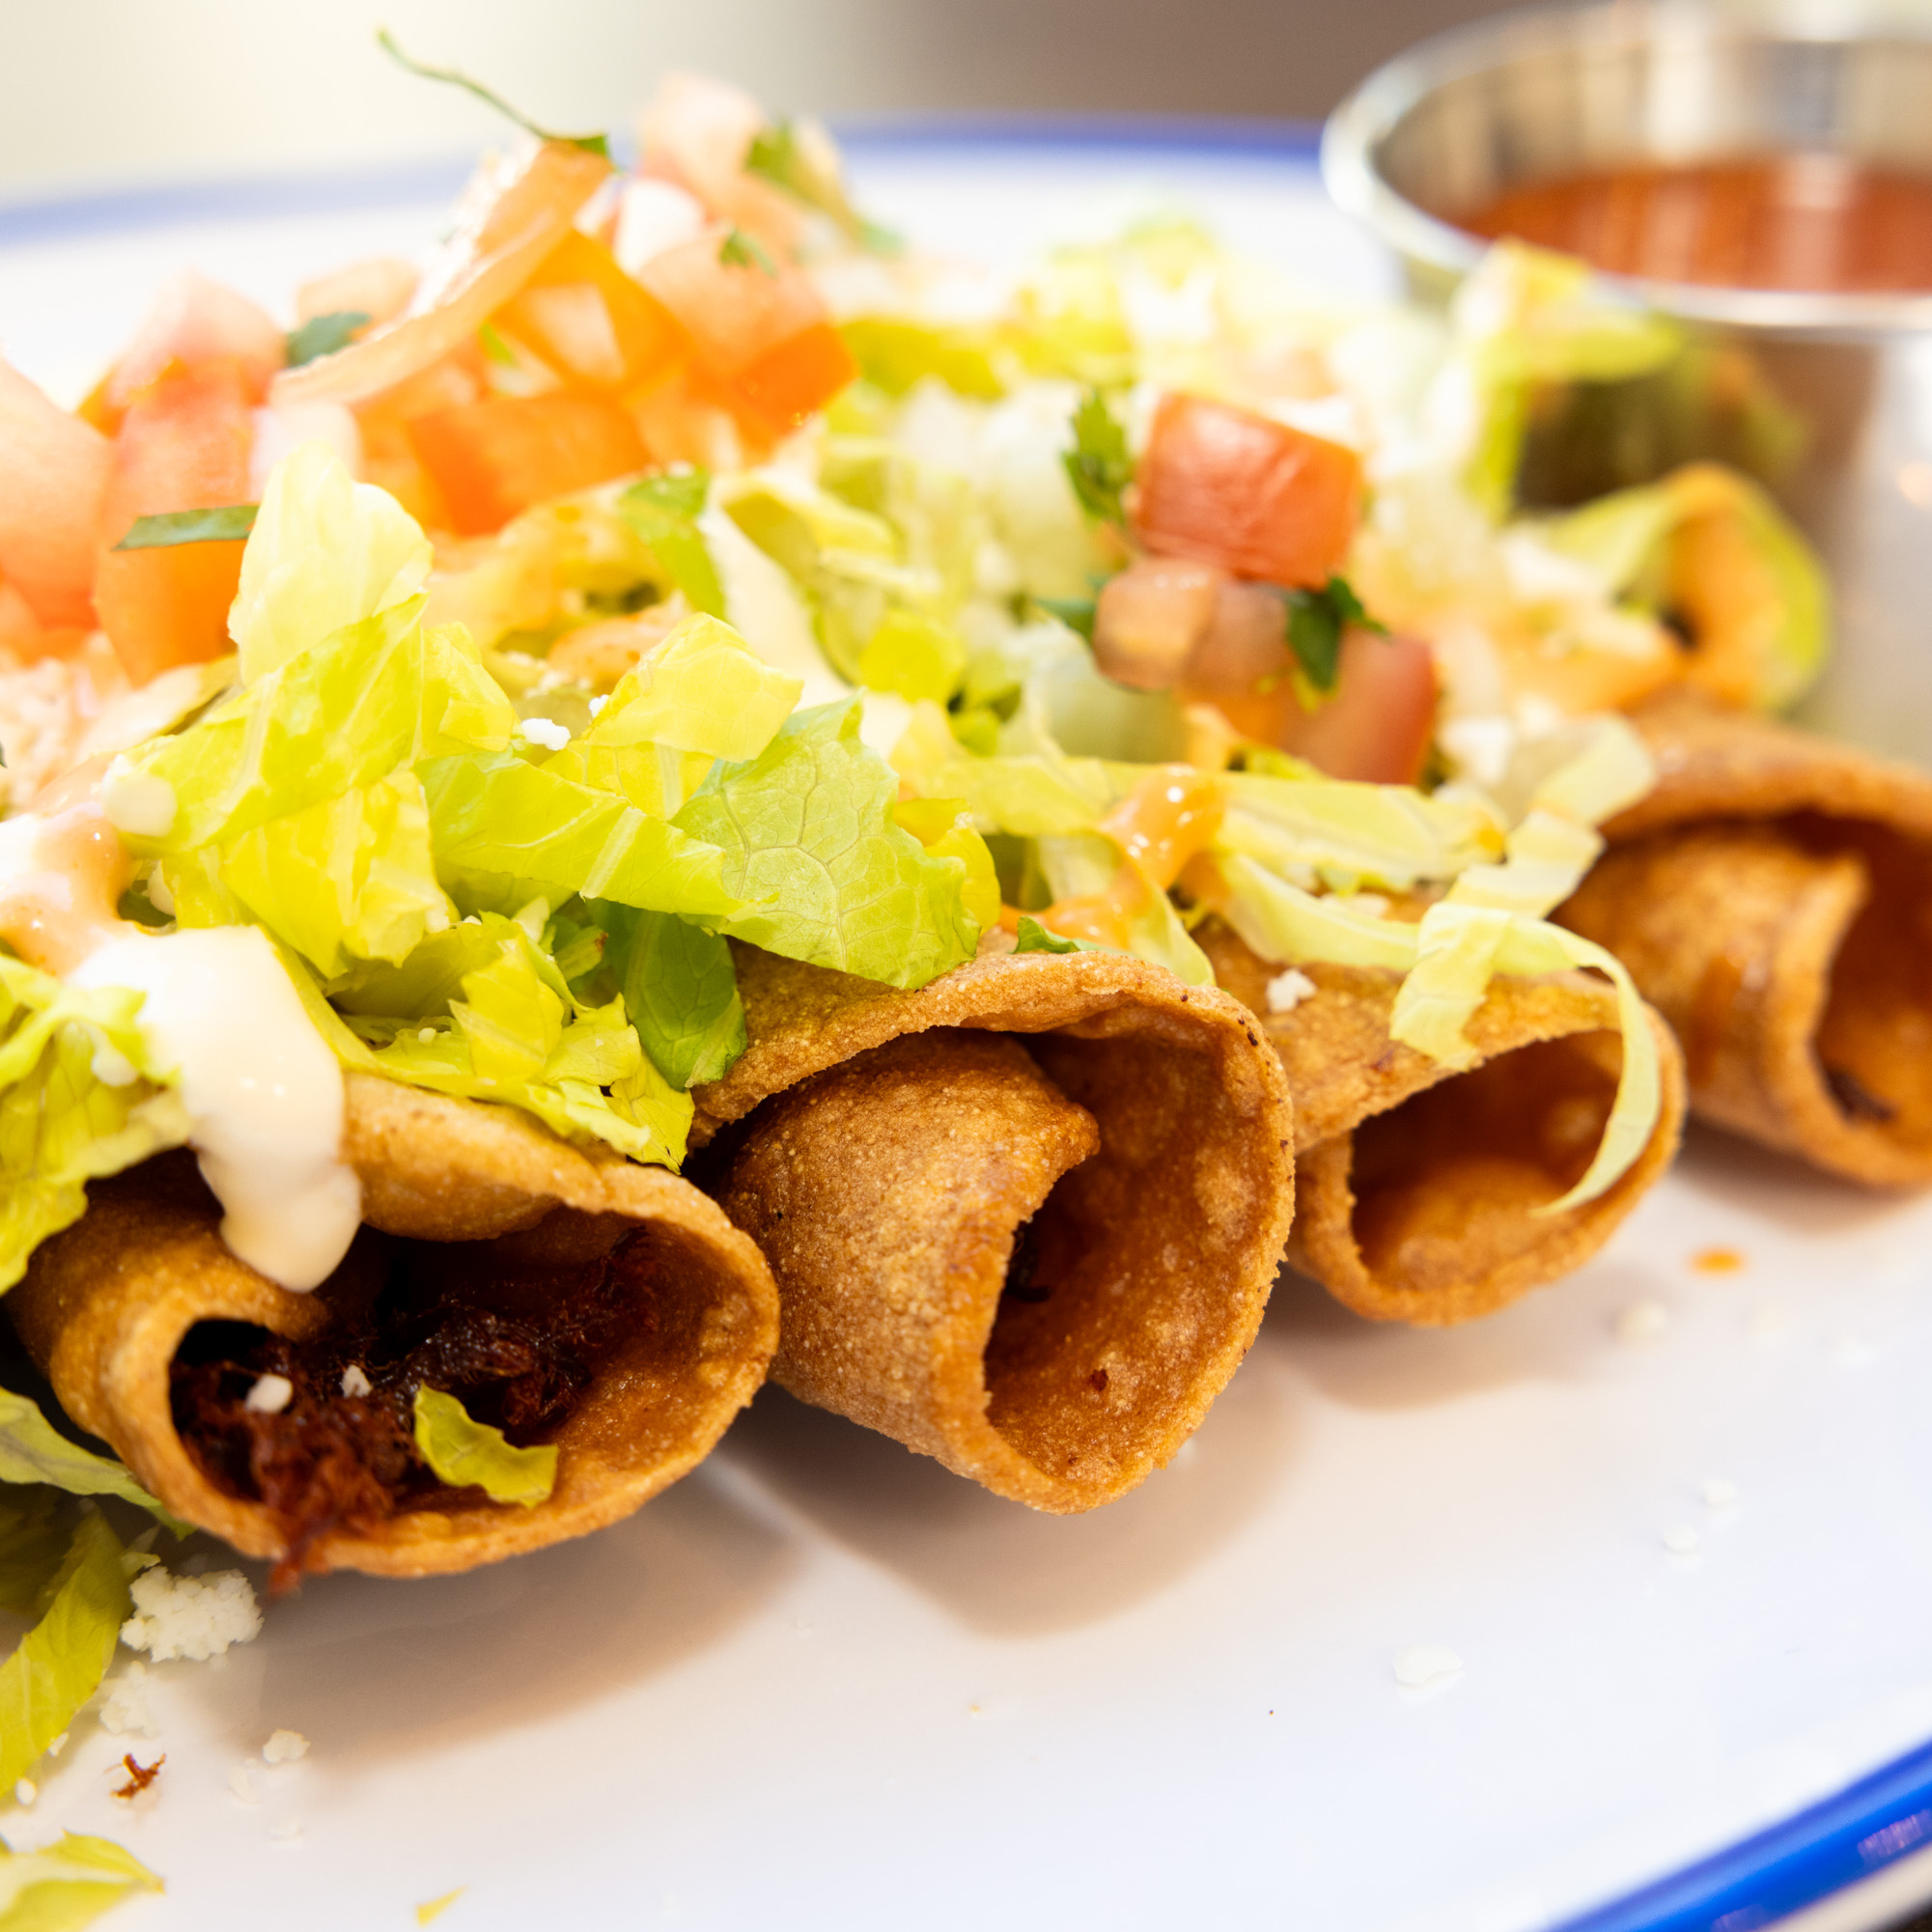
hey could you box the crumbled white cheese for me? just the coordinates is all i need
[230,1762,259,1805]
[518,715,572,751]
[1265,968,1317,1015]
[1662,1524,1701,1555]
[1702,1477,1740,1511]
[120,1565,263,1663]
[416,1026,437,1045]
[14,1778,35,1806]
[271,1819,304,1846]
[263,1729,310,1765]
[1393,1644,1463,1690]
[1614,1300,1669,1345]
[99,1664,156,1737]
[46,1732,68,1757]
[244,1373,294,1414]
[587,694,608,718]
[340,1363,373,1398]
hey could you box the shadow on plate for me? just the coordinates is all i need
[714,1345,1300,1640]
[1673,1121,1919,1239]
[238,1461,798,1765]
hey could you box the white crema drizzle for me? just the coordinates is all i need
[0,777,362,1291]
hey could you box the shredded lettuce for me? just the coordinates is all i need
[321,914,692,1167]
[618,473,726,619]
[0,1509,130,1795]
[0,956,189,1296]
[0,1393,182,1530]
[0,1489,74,1616]
[1013,915,1094,955]
[0,1832,162,1929]
[603,909,745,1091]
[412,1386,557,1507]
[229,441,434,683]
[673,699,984,987]
[856,609,966,704]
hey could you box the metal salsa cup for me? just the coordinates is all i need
[1322,0,1932,760]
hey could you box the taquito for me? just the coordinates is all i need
[691,943,1296,1512]
[8,1073,778,1584]
[1558,690,1932,1185]
[1199,924,1687,1326]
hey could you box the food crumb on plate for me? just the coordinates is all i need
[46,1732,68,1757]
[120,1565,263,1662]
[1661,1525,1702,1555]
[1613,1300,1669,1345]
[99,1663,156,1737]
[1392,1644,1463,1690]
[14,1778,34,1806]
[1265,967,1317,1014]
[1702,1478,1740,1510]
[263,1729,309,1764]
[417,1887,466,1925]
[1692,1246,1746,1274]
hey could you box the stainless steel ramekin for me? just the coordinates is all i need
[1323,0,1932,760]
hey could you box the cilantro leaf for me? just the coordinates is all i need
[1062,388,1133,528]
[285,310,370,368]
[113,505,258,551]
[377,28,609,157]
[1283,575,1386,697]
[743,119,902,255]
[718,227,778,277]
[1031,593,1097,641]
[1014,915,1099,955]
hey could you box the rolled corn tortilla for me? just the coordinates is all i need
[8,1073,779,1583]
[1198,923,1687,1326]
[692,943,1297,1512]
[1558,690,1932,1185]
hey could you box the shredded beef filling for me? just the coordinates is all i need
[171,1232,658,1591]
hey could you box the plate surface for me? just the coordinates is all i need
[4,129,1932,1932]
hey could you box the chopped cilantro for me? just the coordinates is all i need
[1014,915,1099,955]
[1062,387,1133,528]
[743,119,902,255]
[285,310,370,369]
[718,227,778,277]
[113,505,259,551]
[1031,594,1097,641]
[377,28,610,158]
[1283,575,1385,697]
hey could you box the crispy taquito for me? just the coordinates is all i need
[1559,690,1932,1186]
[9,1074,778,1583]
[691,943,1296,1512]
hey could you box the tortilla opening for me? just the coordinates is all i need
[1346,1030,1620,1299]
[1808,821,1932,1155]
[169,1209,736,1585]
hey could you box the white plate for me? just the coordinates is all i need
[5,127,1932,1932]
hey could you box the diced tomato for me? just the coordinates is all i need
[0,357,113,630]
[634,235,854,427]
[1133,393,1361,588]
[498,232,682,391]
[84,272,285,434]
[295,257,419,329]
[1276,630,1439,785]
[636,71,810,255]
[1175,579,1301,742]
[95,359,255,684]
[406,392,648,535]
[630,365,750,471]
[1091,556,1222,690]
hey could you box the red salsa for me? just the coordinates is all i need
[1460,154,1932,294]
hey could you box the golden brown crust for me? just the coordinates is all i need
[1560,691,1932,1186]
[11,1081,780,1578]
[694,946,1297,1509]
[1197,923,1688,1325]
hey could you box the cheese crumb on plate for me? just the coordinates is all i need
[120,1565,263,1663]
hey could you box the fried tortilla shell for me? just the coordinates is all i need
[8,1074,779,1581]
[692,944,1297,1512]
[1559,690,1932,1185]
[1199,923,1687,1326]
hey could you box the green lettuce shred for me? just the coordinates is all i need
[0,955,189,1295]
[0,1394,182,1530]
[605,909,746,1090]
[618,474,726,619]
[0,1509,130,1794]
[0,1831,162,1929]
[411,1387,558,1507]
[674,699,983,988]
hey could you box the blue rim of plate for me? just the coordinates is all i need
[0,113,1924,1932]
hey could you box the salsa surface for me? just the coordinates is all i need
[1459,153,1932,293]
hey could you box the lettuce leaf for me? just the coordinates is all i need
[891,700,1112,837]
[113,600,515,855]
[674,699,981,988]
[321,915,692,1166]
[0,1832,162,1928]
[1014,914,1095,955]
[412,1387,557,1507]
[618,473,726,619]
[0,955,190,1296]
[0,1509,130,1793]
[230,441,434,683]
[605,909,745,1090]
[856,609,966,705]
[0,1488,75,1617]
[0,1392,182,1530]
[422,752,742,921]
[892,798,1000,934]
